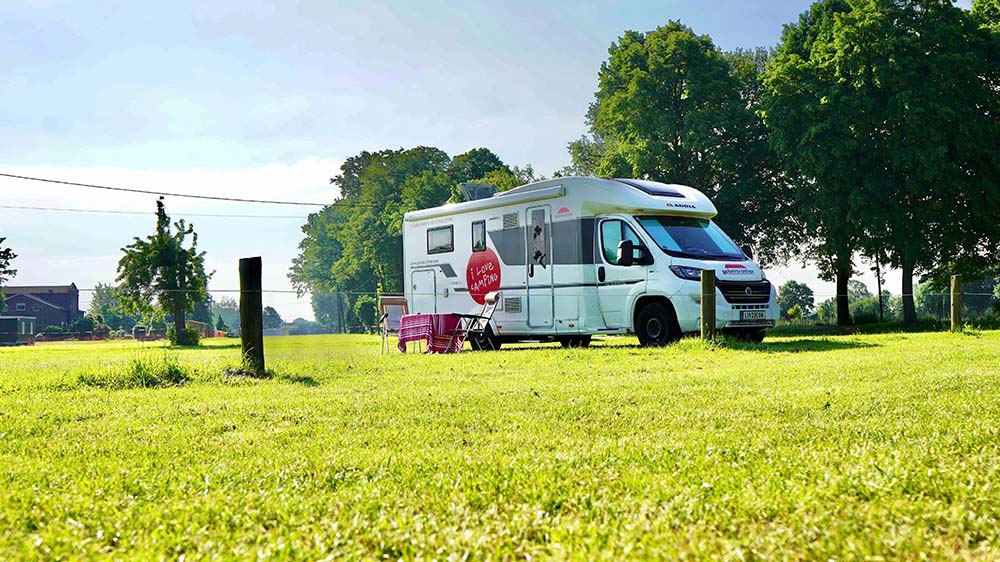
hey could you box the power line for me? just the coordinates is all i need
[0,203,307,219]
[0,172,328,207]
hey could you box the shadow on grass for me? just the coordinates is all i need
[725,338,878,353]
[167,342,243,351]
[770,319,1000,337]
[465,335,877,354]
[279,374,320,387]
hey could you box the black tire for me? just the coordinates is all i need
[635,302,680,347]
[731,329,766,344]
[468,326,501,351]
[559,335,592,348]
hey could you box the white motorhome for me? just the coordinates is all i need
[402,177,778,349]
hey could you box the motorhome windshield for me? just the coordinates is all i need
[637,216,746,260]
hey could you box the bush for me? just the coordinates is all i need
[167,326,201,346]
[44,325,64,334]
[78,353,189,389]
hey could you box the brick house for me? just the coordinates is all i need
[0,284,83,329]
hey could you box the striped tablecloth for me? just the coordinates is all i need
[397,313,464,353]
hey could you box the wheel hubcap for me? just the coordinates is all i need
[647,317,663,339]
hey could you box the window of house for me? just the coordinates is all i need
[600,219,642,264]
[472,221,486,252]
[427,225,454,254]
[32,305,40,312]
[15,303,26,311]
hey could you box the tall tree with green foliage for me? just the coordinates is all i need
[448,148,508,185]
[116,198,211,345]
[768,0,1000,324]
[0,236,15,300]
[292,146,508,326]
[838,0,1000,322]
[576,22,798,264]
[765,0,860,325]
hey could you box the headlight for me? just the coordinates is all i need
[669,265,702,280]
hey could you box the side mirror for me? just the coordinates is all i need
[616,240,634,267]
[741,244,754,260]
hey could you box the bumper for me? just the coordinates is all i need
[672,287,779,332]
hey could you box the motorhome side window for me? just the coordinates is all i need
[471,220,486,252]
[427,225,454,254]
[600,220,641,264]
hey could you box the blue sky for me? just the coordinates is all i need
[0,0,973,319]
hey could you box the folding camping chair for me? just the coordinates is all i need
[379,295,410,354]
[452,291,501,350]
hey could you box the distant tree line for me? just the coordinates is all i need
[289,146,535,330]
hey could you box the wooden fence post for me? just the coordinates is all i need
[950,274,962,332]
[701,269,716,339]
[239,257,265,375]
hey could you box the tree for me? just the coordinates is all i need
[847,280,873,303]
[448,148,508,185]
[777,280,816,317]
[768,0,1000,325]
[292,146,480,327]
[88,282,141,331]
[116,198,211,346]
[211,297,240,331]
[974,0,1000,32]
[0,235,16,300]
[215,313,230,332]
[764,0,858,326]
[262,306,284,329]
[579,22,797,265]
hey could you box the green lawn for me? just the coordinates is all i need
[1,331,999,559]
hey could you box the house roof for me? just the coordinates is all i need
[2,283,78,294]
[2,292,67,310]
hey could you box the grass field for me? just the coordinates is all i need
[2,330,1000,560]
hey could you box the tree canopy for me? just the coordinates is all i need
[763,0,1000,323]
[263,306,284,329]
[777,280,816,317]
[290,146,526,330]
[574,22,798,265]
[116,198,211,345]
[0,236,15,299]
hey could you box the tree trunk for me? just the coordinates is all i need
[836,256,852,326]
[173,299,186,342]
[901,257,916,324]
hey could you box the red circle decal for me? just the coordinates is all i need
[466,248,502,304]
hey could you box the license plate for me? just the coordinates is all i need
[740,310,766,321]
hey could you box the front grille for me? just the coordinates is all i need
[717,280,771,304]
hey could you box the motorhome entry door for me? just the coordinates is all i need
[410,269,436,314]
[525,206,553,328]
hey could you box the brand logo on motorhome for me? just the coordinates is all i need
[723,263,755,276]
[466,248,502,304]
[665,202,697,209]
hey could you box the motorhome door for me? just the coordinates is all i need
[595,217,647,328]
[526,206,554,328]
[410,269,436,313]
